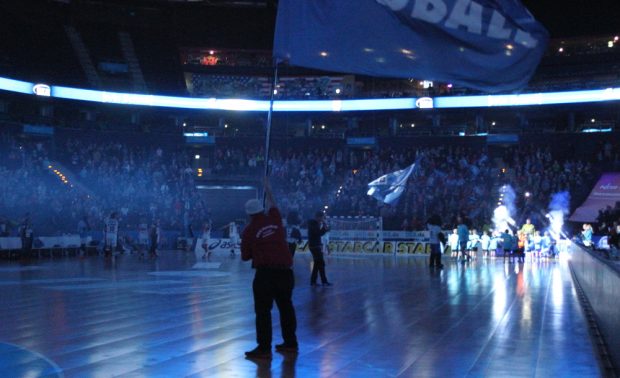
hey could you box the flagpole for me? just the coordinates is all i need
[262,62,279,205]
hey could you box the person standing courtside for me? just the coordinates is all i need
[308,211,332,286]
[457,216,470,262]
[242,178,298,359]
[427,214,443,269]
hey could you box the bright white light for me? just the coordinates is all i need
[525,192,531,197]
[195,154,200,160]
[547,210,565,241]
[273,89,278,95]
[558,47,564,52]
[335,88,341,94]
[3,75,620,114]
[494,205,510,231]
[609,41,614,48]
[591,118,596,123]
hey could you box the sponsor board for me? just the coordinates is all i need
[195,238,240,254]
[298,240,431,255]
[194,238,432,255]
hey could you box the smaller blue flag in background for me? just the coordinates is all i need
[367,162,417,204]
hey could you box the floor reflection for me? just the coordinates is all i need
[0,252,601,377]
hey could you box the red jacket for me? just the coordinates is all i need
[241,207,292,268]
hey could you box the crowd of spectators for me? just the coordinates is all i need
[0,128,615,241]
[58,137,204,233]
[0,131,205,239]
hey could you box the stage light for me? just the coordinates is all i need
[195,154,200,160]
[525,192,531,197]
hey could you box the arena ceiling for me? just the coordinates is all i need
[52,0,274,7]
[45,0,619,38]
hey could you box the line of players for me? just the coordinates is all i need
[199,221,240,260]
[446,222,557,260]
[102,212,161,259]
[101,212,243,260]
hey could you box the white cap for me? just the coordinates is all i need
[245,199,264,215]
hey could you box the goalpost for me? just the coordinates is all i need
[325,216,383,241]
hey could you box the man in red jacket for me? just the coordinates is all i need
[242,178,298,359]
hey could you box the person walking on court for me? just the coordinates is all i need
[308,211,332,286]
[241,178,298,359]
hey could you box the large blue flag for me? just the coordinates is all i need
[367,162,417,204]
[274,0,549,92]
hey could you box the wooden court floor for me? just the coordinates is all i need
[0,251,601,377]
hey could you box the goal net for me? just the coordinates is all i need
[325,216,383,241]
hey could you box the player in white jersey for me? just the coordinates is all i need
[469,229,480,259]
[104,212,119,257]
[228,221,239,256]
[201,221,211,260]
[448,229,459,258]
[480,230,491,258]
[532,230,542,258]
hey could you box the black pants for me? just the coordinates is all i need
[253,268,297,349]
[288,242,297,257]
[309,246,328,284]
[459,241,469,260]
[429,243,442,267]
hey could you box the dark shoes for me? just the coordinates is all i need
[311,282,332,286]
[275,343,299,353]
[245,346,272,359]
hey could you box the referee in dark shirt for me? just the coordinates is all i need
[307,211,332,286]
[241,178,298,359]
